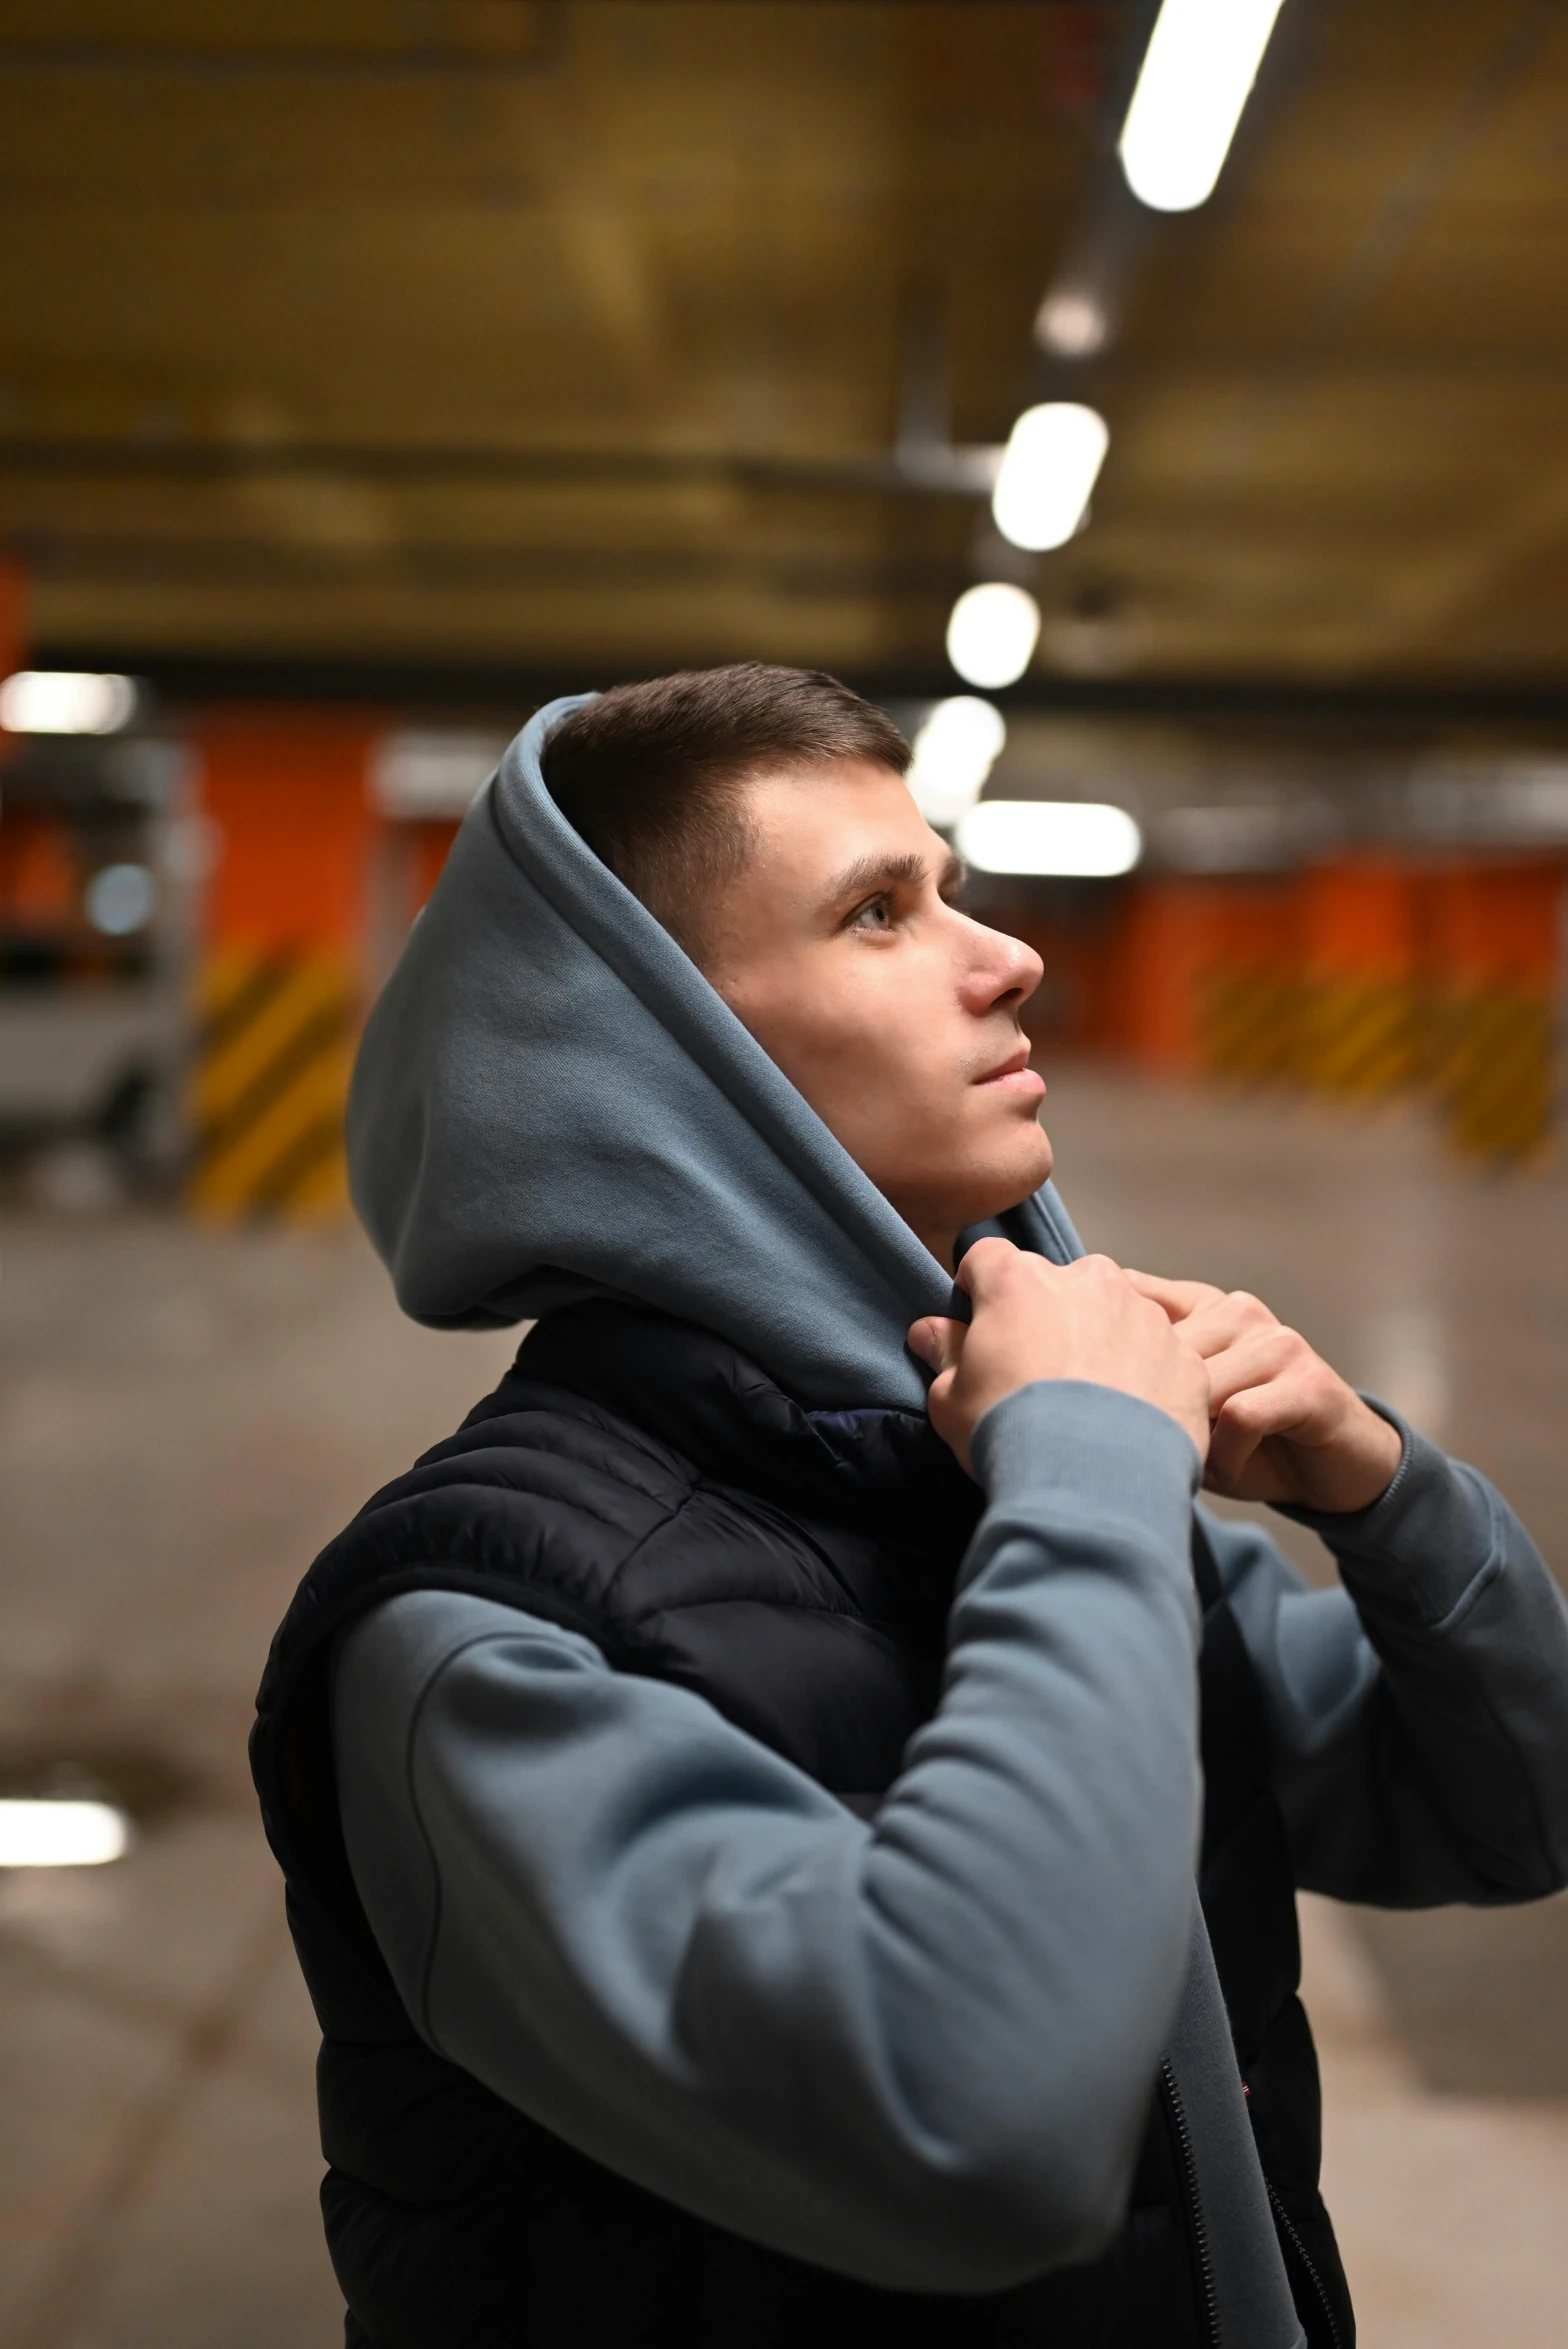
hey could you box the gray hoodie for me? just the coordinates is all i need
[339,699,1568,2341]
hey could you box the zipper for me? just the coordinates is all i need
[1263,2175,1344,2349]
[1163,2060,1345,2349]
[1161,2059,1221,2349]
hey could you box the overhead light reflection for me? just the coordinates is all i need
[1119,0,1288,213]
[0,671,139,735]
[992,403,1108,553]
[958,800,1142,878]
[946,583,1040,689]
[0,1799,132,1868]
[907,698,1006,829]
[1034,289,1109,360]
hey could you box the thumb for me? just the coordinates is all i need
[908,1315,966,1373]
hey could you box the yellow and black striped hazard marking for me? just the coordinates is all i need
[1299,975,1422,1102]
[1433,986,1557,1165]
[188,947,357,1220]
[1199,964,1303,1086]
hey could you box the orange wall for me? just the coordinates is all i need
[1422,861,1564,990]
[195,710,380,955]
[0,559,26,690]
[1300,858,1421,979]
[408,818,460,912]
[0,813,76,922]
[1007,857,1564,1099]
[1102,878,1299,1073]
[1000,877,1306,1073]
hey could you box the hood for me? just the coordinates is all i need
[347,695,1079,1412]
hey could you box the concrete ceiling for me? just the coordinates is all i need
[3,0,1567,695]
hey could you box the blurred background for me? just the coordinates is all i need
[1,4,1566,2344]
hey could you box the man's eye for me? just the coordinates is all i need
[850,897,893,932]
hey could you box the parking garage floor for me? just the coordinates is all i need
[1,1066,1564,2349]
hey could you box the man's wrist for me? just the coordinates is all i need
[971,1379,1201,1576]
[1319,1392,1406,1514]
[1276,1393,1410,1523]
[1275,1400,1498,1623]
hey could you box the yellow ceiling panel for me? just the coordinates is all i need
[0,0,1563,691]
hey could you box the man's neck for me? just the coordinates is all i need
[915,1226,958,1275]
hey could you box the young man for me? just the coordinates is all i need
[253,665,1568,2349]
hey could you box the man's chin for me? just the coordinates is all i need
[966,1126,1055,1222]
[1005,1116,1054,1193]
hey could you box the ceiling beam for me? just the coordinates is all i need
[37,646,1568,727]
[0,437,990,501]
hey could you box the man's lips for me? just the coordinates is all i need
[975,1042,1046,1097]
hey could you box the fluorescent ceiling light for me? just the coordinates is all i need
[1034,289,1109,360]
[1411,762,1568,846]
[1160,805,1292,872]
[907,697,1007,828]
[0,1799,132,1868]
[958,800,1142,878]
[992,404,1108,553]
[369,731,508,821]
[0,670,138,735]
[1495,771,1568,838]
[1120,0,1287,213]
[946,583,1041,689]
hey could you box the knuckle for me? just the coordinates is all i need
[964,1238,1014,1290]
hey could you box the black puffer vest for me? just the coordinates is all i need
[252,1303,1353,2349]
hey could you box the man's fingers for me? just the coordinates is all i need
[1123,1270,1222,1322]
[1198,1322,1364,1501]
[1201,1338,1329,1492]
[1204,1402,1271,1493]
[1125,1276,1284,1371]
[1202,1327,1313,1416]
[908,1315,966,1373]
[952,1235,1021,1301]
[1178,1297,1288,1369]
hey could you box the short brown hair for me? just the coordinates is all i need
[541,662,908,957]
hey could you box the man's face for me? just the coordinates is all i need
[702,759,1053,1268]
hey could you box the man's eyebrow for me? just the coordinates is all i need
[825,849,967,902]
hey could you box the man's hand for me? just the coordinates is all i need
[909,1239,1211,1476]
[1125,1271,1403,1513]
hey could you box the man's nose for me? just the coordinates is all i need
[961,920,1044,1012]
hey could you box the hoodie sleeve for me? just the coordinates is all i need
[1202,1404,1568,1907]
[333,1379,1203,2295]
